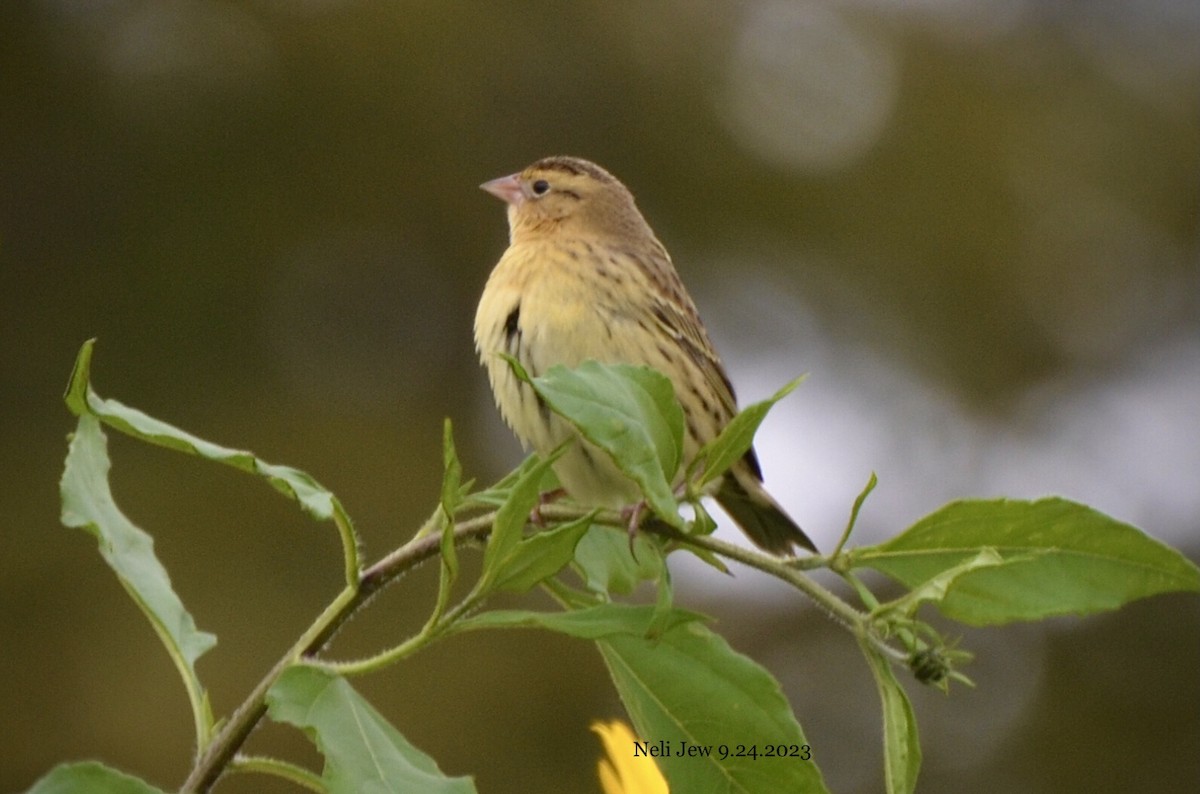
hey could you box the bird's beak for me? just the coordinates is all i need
[480,173,525,206]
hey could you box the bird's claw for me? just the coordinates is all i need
[620,500,648,559]
[529,488,566,528]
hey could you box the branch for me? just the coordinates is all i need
[535,502,909,666]
[182,500,907,791]
[180,514,494,793]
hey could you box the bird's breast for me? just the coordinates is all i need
[479,242,632,373]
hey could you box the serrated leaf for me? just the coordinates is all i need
[861,642,921,794]
[432,507,460,625]
[440,418,465,519]
[853,498,1200,626]
[692,376,805,487]
[453,603,704,640]
[522,361,685,529]
[573,526,665,596]
[599,620,827,793]
[64,340,354,529]
[26,762,168,794]
[63,337,97,415]
[491,512,595,593]
[60,413,216,746]
[875,548,1009,619]
[432,421,463,619]
[462,452,560,512]
[677,503,731,575]
[678,542,731,576]
[478,451,562,593]
[646,562,675,640]
[266,665,475,794]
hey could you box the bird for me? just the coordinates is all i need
[474,156,816,555]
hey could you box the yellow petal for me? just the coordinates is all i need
[591,720,669,794]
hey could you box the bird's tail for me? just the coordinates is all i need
[716,472,817,556]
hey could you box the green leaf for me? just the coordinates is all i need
[646,562,676,640]
[875,548,1008,619]
[831,471,878,558]
[266,665,476,794]
[677,503,731,575]
[573,525,665,596]
[491,512,595,593]
[599,620,827,793]
[692,375,805,487]
[433,510,460,628]
[522,360,685,529]
[64,340,355,531]
[477,450,562,593]
[454,603,704,640]
[26,762,168,794]
[432,421,464,621]
[689,500,719,538]
[439,418,466,519]
[63,337,97,415]
[852,498,1200,626]
[462,452,559,511]
[60,413,217,747]
[860,642,921,794]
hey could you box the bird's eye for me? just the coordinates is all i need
[531,179,550,196]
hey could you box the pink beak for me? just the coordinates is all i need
[480,173,525,206]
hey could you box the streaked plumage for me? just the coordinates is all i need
[474,156,816,555]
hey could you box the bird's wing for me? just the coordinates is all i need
[641,245,772,482]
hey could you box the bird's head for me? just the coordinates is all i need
[481,156,653,244]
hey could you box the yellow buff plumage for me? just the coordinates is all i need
[474,156,816,555]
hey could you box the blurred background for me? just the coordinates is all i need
[3,1,1197,792]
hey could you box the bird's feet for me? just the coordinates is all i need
[529,488,567,527]
[619,500,649,557]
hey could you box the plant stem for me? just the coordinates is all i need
[180,514,495,793]
[182,498,908,791]
[228,754,327,792]
[831,471,877,560]
[321,595,481,676]
[536,503,909,666]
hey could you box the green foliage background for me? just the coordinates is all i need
[2,3,1198,793]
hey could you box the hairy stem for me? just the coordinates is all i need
[536,502,909,665]
[182,500,906,791]
[180,515,494,793]
[228,754,326,792]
